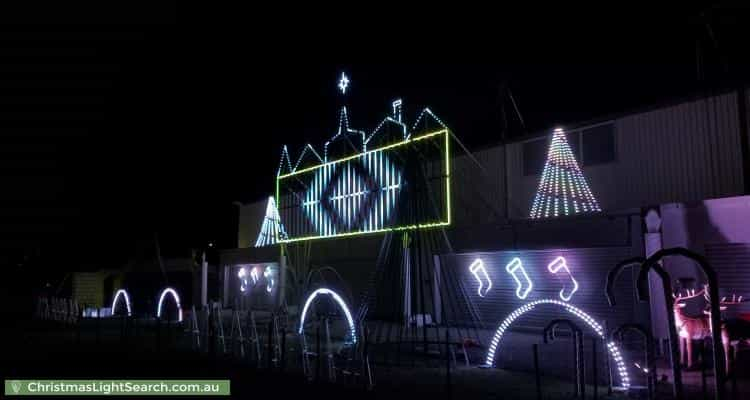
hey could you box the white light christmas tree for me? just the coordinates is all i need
[529,128,601,219]
[255,196,288,247]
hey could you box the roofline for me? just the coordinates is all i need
[470,82,748,152]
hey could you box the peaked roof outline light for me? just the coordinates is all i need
[292,143,324,172]
[277,145,293,177]
[324,106,366,162]
[411,107,447,136]
[364,116,407,147]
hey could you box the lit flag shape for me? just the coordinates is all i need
[505,257,533,299]
[469,259,492,297]
[529,128,600,219]
[547,256,578,302]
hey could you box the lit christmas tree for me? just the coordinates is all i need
[529,128,601,219]
[255,196,288,247]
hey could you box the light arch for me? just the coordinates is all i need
[298,288,356,344]
[111,289,132,317]
[484,299,630,389]
[156,287,183,322]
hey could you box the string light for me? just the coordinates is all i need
[547,256,579,302]
[298,288,357,344]
[337,72,349,94]
[293,144,324,172]
[530,128,600,219]
[365,116,407,148]
[275,74,452,242]
[484,299,630,389]
[324,107,366,162]
[469,259,492,297]
[278,129,450,242]
[505,257,533,299]
[276,145,293,177]
[254,196,288,247]
[156,287,182,322]
[111,289,132,317]
[392,99,403,122]
[411,107,447,136]
[250,267,260,285]
[264,266,275,293]
[238,267,249,292]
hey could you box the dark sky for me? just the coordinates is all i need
[0,3,748,271]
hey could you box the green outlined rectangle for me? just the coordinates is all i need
[277,129,451,242]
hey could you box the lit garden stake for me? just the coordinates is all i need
[111,289,132,317]
[529,128,600,219]
[484,299,631,389]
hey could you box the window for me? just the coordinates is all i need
[522,137,548,176]
[523,123,616,176]
[522,132,581,176]
[581,124,616,165]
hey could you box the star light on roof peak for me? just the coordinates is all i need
[337,72,350,94]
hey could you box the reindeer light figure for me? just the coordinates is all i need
[673,285,749,373]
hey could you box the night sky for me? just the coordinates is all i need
[0,3,747,274]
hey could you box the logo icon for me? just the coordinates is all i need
[11,380,22,394]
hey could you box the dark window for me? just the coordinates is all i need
[581,124,616,165]
[523,137,548,176]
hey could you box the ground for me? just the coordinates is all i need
[2,314,748,399]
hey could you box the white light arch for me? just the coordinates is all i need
[484,299,630,389]
[156,287,182,322]
[298,288,356,344]
[111,289,132,317]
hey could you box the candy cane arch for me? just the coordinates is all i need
[298,288,356,344]
[156,287,183,322]
[485,299,630,389]
[111,289,132,317]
